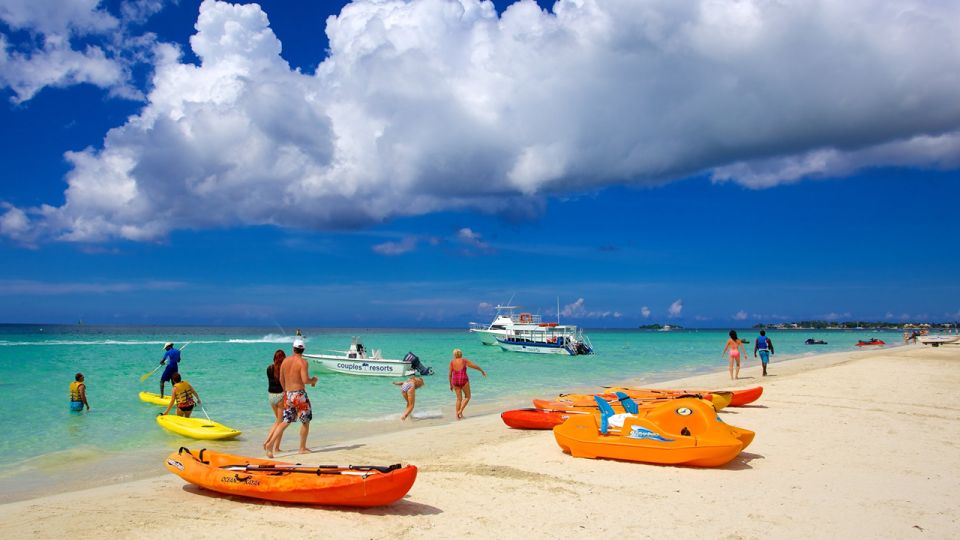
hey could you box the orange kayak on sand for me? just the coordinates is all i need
[553,397,753,467]
[164,448,417,507]
[535,390,731,412]
[501,408,585,429]
[605,386,763,407]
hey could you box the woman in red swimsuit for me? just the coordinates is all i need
[448,348,487,419]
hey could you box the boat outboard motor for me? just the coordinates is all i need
[405,352,434,376]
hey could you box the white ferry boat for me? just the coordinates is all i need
[469,305,549,345]
[304,337,426,377]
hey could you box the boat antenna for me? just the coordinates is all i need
[557,296,560,325]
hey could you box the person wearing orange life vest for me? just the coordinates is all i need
[161,372,201,418]
[69,372,89,411]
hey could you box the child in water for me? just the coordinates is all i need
[393,376,425,420]
[161,372,201,417]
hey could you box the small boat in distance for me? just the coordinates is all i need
[918,335,960,347]
[855,338,885,347]
[304,337,432,377]
[805,338,828,345]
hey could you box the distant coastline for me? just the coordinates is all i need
[752,321,958,330]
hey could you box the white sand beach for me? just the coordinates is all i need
[2,344,959,539]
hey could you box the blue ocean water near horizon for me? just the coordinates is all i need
[0,324,902,501]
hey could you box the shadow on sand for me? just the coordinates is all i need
[181,484,443,515]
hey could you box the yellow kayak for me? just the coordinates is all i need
[155,414,241,440]
[139,391,172,406]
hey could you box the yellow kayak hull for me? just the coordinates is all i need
[139,391,172,406]
[156,415,241,440]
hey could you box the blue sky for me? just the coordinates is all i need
[1,0,959,327]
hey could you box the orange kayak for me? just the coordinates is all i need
[553,397,752,467]
[605,386,763,407]
[164,448,417,507]
[501,408,584,429]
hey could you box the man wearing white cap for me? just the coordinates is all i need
[264,336,318,456]
[159,342,182,398]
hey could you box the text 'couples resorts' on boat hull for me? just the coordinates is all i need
[304,337,433,377]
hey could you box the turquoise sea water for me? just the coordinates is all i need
[0,324,902,500]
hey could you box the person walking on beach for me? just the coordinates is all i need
[263,337,317,457]
[754,330,775,376]
[263,349,286,454]
[393,375,425,420]
[723,330,747,380]
[160,372,200,417]
[158,342,183,398]
[69,372,89,411]
[449,349,486,419]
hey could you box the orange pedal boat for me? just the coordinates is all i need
[553,397,753,467]
[164,448,417,507]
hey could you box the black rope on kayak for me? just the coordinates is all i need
[199,448,209,464]
[218,463,402,474]
[178,447,195,458]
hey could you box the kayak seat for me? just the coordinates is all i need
[614,391,640,414]
[594,395,617,434]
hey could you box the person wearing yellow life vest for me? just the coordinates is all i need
[160,372,201,418]
[69,373,89,411]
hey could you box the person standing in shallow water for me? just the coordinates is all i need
[69,373,89,411]
[448,349,486,419]
[754,329,774,376]
[723,330,747,380]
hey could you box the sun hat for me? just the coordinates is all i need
[163,342,174,349]
[292,337,305,350]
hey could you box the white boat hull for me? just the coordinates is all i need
[470,328,506,345]
[304,354,414,377]
[918,335,959,346]
[496,340,575,355]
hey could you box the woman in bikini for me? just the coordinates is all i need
[723,330,747,380]
[393,375,425,420]
[448,349,486,419]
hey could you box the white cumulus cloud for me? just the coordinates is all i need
[640,306,651,319]
[668,299,683,318]
[372,236,418,255]
[734,310,748,321]
[4,0,960,244]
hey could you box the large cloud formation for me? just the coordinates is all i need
[3,0,960,244]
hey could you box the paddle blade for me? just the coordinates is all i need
[139,364,160,382]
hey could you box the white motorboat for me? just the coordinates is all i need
[918,335,960,347]
[304,337,420,377]
[469,305,543,345]
[496,326,594,356]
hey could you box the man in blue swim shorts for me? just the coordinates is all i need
[159,342,182,397]
[754,330,774,376]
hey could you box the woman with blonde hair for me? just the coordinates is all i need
[448,349,486,419]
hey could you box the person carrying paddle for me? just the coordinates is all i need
[161,372,201,417]
[158,342,183,398]
[754,330,774,376]
[263,336,318,457]
[449,349,486,419]
[69,372,89,411]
